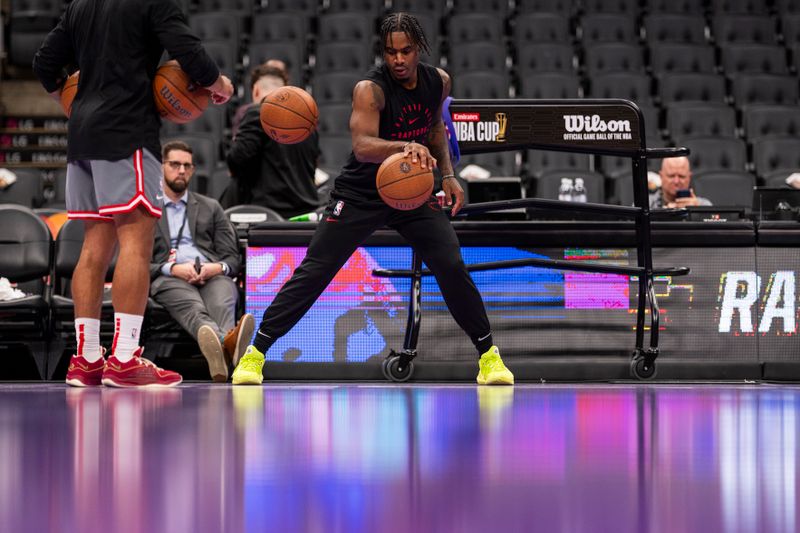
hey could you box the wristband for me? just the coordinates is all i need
[442,174,456,181]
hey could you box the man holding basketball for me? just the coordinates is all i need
[232,12,513,386]
[33,0,233,387]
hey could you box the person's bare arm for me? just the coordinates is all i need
[429,69,463,214]
[350,80,436,169]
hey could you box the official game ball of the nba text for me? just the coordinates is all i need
[259,86,319,144]
[152,60,210,124]
[60,71,79,118]
[376,152,435,211]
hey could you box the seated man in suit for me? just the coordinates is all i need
[150,140,254,381]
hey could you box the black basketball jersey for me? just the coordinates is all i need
[334,62,443,200]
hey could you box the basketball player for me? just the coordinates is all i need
[232,12,514,386]
[32,0,233,387]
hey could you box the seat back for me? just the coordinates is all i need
[731,74,799,107]
[752,137,800,181]
[0,168,43,208]
[516,44,575,74]
[643,14,707,44]
[658,73,726,105]
[666,103,737,143]
[713,15,777,44]
[649,43,716,74]
[451,72,511,99]
[311,72,362,104]
[588,72,652,104]
[683,137,748,173]
[0,204,51,283]
[583,43,644,74]
[721,44,789,75]
[691,170,756,207]
[519,72,580,99]
[513,13,570,44]
[743,105,800,140]
[448,13,505,44]
[447,42,508,74]
[580,13,637,44]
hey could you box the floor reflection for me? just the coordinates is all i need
[0,384,798,532]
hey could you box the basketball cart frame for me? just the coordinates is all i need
[372,99,690,381]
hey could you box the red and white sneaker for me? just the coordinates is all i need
[101,347,182,388]
[65,351,106,387]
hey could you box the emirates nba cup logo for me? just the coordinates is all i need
[495,113,507,143]
[451,112,505,142]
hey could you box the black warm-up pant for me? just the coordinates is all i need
[256,194,493,354]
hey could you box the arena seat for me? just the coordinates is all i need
[752,137,800,182]
[782,15,800,45]
[731,74,800,108]
[720,44,789,75]
[683,137,748,173]
[447,42,508,75]
[188,12,241,44]
[390,0,447,18]
[324,0,386,17]
[0,204,52,372]
[515,0,575,16]
[0,168,43,208]
[776,0,800,16]
[314,42,375,74]
[519,72,580,99]
[581,0,639,14]
[691,170,756,207]
[317,13,375,44]
[588,72,652,105]
[658,73,726,105]
[710,0,770,15]
[516,43,575,75]
[311,72,362,104]
[451,0,512,16]
[448,13,506,44]
[743,105,800,140]
[583,43,644,74]
[579,13,638,44]
[649,43,716,75]
[666,103,737,144]
[647,0,705,14]
[643,14,707,44]
[250,12,310,45]
[318,135,354,174]
[451,72,511,99]
[713,15,778,45]
[316,103,353,137]
[261,0,318,15]
[512,13,571,44]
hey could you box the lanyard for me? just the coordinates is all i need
[172,205,189,248]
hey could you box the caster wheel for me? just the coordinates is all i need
[387,356,414,382]
[630,357,657,380]
[381,357,392,381]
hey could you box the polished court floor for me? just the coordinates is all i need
[0,382,798,533]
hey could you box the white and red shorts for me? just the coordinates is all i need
[66,148,163,220]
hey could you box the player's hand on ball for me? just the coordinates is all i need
[403,140,436,170]
[442,176,464,216]
[208,75,234,105]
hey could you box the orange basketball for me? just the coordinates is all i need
[376,152,435,211]
[260,86,318,144]
[60,71,79,118]
[152,60,210,124]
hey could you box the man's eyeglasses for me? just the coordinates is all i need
[166,161,195,170]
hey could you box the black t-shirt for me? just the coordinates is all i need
[226,104,321,218]
[334,62,443,201]
[33,0,219,162]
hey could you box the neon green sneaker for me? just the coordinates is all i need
[477,346,514,385]
[231,345,265,385]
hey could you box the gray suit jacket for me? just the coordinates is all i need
[150,191,241,280]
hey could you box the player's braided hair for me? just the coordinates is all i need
[379,12,431,56]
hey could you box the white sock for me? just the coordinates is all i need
[75,318,102,363]
[112,313,144,362]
